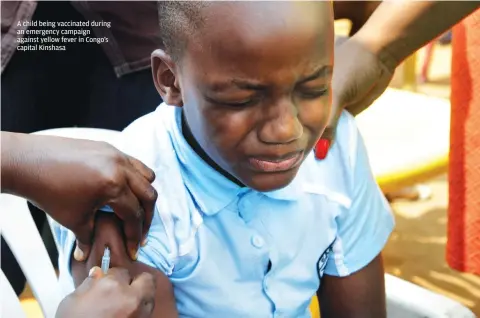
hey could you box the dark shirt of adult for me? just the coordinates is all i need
[1,1,160,77]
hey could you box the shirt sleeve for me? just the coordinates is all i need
[324,125,395,277]
[137,207,176,276]
[46,217,77,296]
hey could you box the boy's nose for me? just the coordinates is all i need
[258,103,303,144]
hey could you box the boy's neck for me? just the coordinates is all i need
[181,111,244,187]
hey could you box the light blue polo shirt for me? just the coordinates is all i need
[49,104,394,318]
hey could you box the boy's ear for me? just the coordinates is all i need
[151,49,183,107]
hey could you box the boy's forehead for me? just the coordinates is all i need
[202,2,331,16]
[202,2,332,34]
[185,2,333,75]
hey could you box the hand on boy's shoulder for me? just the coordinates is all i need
[11,133,158,263]
[321,37,394,151]
[4,133,167,317]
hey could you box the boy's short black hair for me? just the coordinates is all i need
[157,1,209,61]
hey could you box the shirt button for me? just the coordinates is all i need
[251,235,265,248]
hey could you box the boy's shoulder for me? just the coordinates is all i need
[118,104,177,168]
[297,111,361,208]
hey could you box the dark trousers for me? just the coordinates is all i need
[1,1,161,295]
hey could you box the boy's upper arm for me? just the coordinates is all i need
[318,116,393,317]
[318,254,386,318]
[71,214,178,318]
[324,121,394,277]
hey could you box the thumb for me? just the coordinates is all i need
[320,92,344,146]
[88,266,104,279]
[73,221,94,262]
[330,77,349,124]
[315,88,345,160]
[75,266,104,294]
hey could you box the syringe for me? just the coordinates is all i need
[101,246,110,274]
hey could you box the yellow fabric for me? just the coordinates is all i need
[310,295,320,318]
[403,53,418,91]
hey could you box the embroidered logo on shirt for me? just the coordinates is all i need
[317,241,334,279]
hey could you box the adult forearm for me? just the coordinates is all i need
[1,132,40,197]
[355,1,479,69]
[2,132,22,193]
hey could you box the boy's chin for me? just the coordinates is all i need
[243,167,300,193]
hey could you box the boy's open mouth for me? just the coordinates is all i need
[247,151,304,173]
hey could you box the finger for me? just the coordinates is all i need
[89,266,104,279]
[75,266,103,294]
[130,272,156,314]
[127,172,157,245]
[330,94,347,123]
[320,126,335,144]
[329,93,344,126]
[109,189,143,260]
[319,113,341,152]
[317,100,339,159]
[127,156,156,183]
[323,86,348,148]
[106,267,132,285]
[73,220,94,261]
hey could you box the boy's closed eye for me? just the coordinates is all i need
[71,213,178,318]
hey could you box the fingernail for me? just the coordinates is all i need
[74,246,85,261]
[130,248,139,261]
[315,138,330,160]
[89,267,97,277]
[141,237,148,247]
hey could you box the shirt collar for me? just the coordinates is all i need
[166,105,304,216]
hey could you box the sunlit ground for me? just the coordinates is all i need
[385,175,480,315]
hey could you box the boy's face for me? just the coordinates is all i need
[153,2,333,192]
